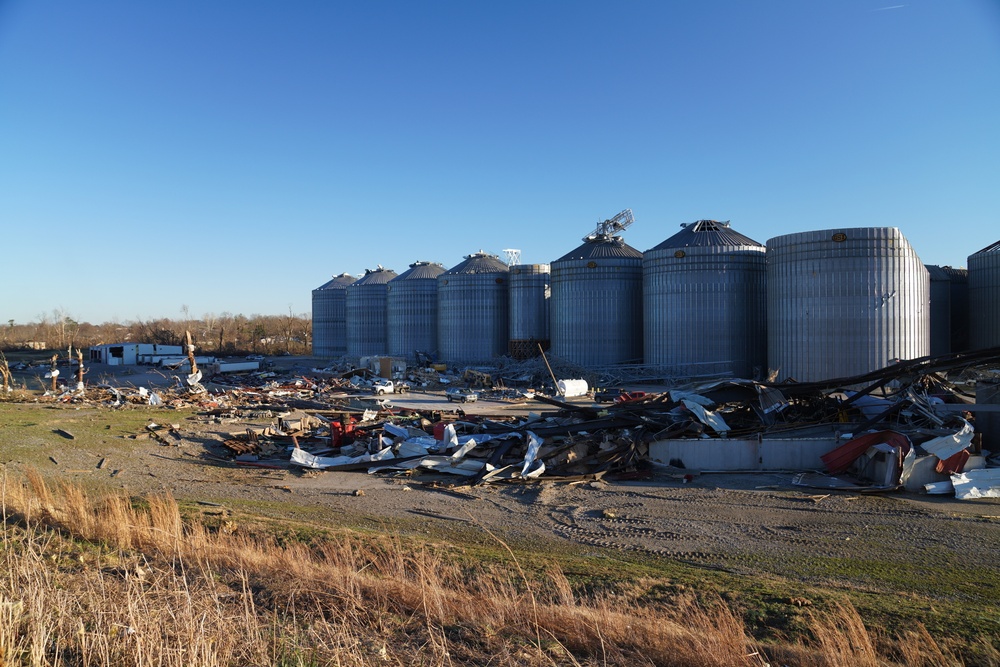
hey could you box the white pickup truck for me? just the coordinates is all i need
[372,380,410,396]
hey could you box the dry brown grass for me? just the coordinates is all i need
[1,469,997,666]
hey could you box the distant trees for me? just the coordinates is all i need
[0,312,313,356]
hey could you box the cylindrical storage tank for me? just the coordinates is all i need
[968,240,1000,350]
[926,265,953,357]
[767,227,929,382]
[550,236,643,367]
[311,273,355,359]
[942,266,969,353]
[508,263,550,360]
[437,252,510,365]
[346,267,397,358]
[386,261,445,360]
[643,220,766,379]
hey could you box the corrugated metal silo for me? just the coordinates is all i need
[508,264,550,360]
[345,266,397,358]
[942,266,969,352]
[437,252,509,365]
[925,265,952,357]
[550,234,643,368]
[767,227,929,382]
[968,240,1000,350]
[311,273,355,359]
[386,261,445,360]
[643,220,766,379]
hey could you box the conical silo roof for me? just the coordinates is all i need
[314,273,355,291]
[392,261,446,281]
[443,251,509,274]
[351,266,397,285]
[648,220,763,251]
[555,236,642,262]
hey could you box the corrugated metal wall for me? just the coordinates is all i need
[968,240,1000,350]
[387,262,445,360]
[508,263,550,358]
[942,266,970,353]
[437,253,509,364]
[346,267,397,358]
[311,273,354,359]
[550,238,643,367]
[644,222,766,379]
[926,265,952,357]
[767,227,929,382]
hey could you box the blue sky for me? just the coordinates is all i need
[2,1,998,325]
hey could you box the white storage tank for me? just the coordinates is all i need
[766,227,929,382]
[508,263,550,360]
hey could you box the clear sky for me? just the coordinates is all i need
[2,1,998,325]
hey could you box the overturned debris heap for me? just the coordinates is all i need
[205,347,1000,498]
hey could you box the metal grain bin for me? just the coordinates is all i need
[968,240,1000,350]
[387,261,445,360]
[437,252,510,365]
[767,227,929,382]
[942,266,969,353]
[311,273,355,359]
[345,266,397,358]
[550,237,643,367]
[643,220,766,379]
[508,263,550,360]
[926,265,953,357]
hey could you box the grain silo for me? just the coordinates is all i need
[550,210,643,367]
[345,266,397,358]
[926,265,953,357]
[942,266,969,353]
[386,261,445,360]
[968,240,1000,350]
[643,220,766,379]
[311,273,355,359]
[767,227,929,382]
[437,252,509,365]
[508,264,550,360]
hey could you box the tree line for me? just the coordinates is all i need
[1,310,313,356]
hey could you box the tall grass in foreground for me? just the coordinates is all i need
[0,469,992,666]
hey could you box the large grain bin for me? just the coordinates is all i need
[968,240,1000,350]
[345,266,397,358]
[437,252,509,365]
[926,265,953,357]
[508,263,550,359]
[311,273,355,359]
[942,266,969,353]
[550,235,643,367]
[767,227,929,382]
[643,220,766,379]
[386,261,445,360]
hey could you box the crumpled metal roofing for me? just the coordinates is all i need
[314,273,355,291]
[647,220,763,251]
[556,236,643,262]
[443,252,509,275]
[351,267,398,286]
[392,261,446,281]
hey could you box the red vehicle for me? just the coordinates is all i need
[614,391,647,404]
